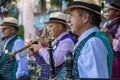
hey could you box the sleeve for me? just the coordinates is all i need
[40,38,75,67]
[33,53,47,65]
[78,37,109,78]
[113,26,120,52]
[12,39,28,78]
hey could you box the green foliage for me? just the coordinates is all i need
[50,0,73,11]
[18,24,24,39]
[50,0,73,6]
[50,0,62,7]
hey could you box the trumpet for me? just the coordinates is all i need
[9,36,47,60]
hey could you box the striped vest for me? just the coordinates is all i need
[0,36,19,80]
[57,31,113,79]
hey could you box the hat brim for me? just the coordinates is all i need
[64,5,107,20]
[107,4,120,11]
[0,23,18,28]
[45,20,69,27]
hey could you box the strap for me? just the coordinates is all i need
[106,18,120,29]
[53,33,76,51]
[72,32,96,77]
[95,31,113,78]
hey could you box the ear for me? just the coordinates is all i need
[82,13,89,24]
[58,23,62,30]
[117,11,120,16]
[11,27,16,33]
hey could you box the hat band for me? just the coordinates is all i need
[3,22,18,26]
[49,18,66,23]
[72,1,101,13]
[110,4,120,10]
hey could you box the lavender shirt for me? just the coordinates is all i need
[110,17,120,52]
[34,32,75,80]
[39,32,74,66]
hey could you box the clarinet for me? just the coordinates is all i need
[47,38,56,78]
[64,51,74,80]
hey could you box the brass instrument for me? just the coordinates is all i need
[8,36,47,60]
[20,27,49,58]
[9,27,49,60]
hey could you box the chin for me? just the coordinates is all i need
[72,30,75,33]
[73,30,78,35]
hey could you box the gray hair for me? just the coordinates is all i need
[77,8,101,27]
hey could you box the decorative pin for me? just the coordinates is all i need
[5,49,9,54]
[53,45,56,50]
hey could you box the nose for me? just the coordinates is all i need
[47,27,51,32]
[67,16,71,23]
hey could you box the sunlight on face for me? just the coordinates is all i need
[1,26,14,39]
[48,22,59,38]
[68,9,84,35]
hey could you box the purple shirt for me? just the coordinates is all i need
[34,31,75,80]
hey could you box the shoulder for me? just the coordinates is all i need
[60,38,75,46]
[81,37,107,55]
[14,37,24,44]
[87,37,104,45]
[83,36,107,52]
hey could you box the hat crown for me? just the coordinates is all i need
[50,12,67,21]
[109,0,120,9]
[45,12,68,26]
[74,0,101,6]
[110,0,120,4]
[3,17,18,25]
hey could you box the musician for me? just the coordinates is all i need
[57,0,113,79]
[101,0,120,78]
[0,17,28,80]
[30,12,76,80]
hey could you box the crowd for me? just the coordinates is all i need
[0,0,120,80]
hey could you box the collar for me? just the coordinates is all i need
[5,35,17,44]
[78,27,99,42]
[57,31,69,41]
[109,17,120,23]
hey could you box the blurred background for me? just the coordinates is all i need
[0,0,110,79]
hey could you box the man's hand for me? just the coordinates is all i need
[101,27,113,44]
[30,43,43,54]
[106,30,113,44]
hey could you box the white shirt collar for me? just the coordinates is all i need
[78,27,99,42]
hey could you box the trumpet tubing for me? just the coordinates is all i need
[9,36,47,60]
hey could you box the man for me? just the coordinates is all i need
[31,12,76,80]
[0,17,28,80]
[101,0,120,78]
[57,0,113,79]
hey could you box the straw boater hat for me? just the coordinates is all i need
[0,17,18,28]
[107,0,120,11]
[64,0,102,16]
[45,12,68,26]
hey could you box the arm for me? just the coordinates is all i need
[113,26,120,52]
[40,38,74,67]
[33,53,47,65]
[12,39,28,78]
[78,37,108,78]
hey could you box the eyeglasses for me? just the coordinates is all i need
[1,27,10,31]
